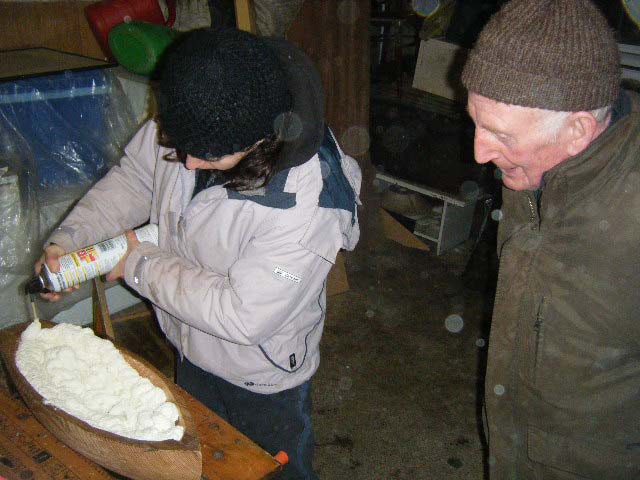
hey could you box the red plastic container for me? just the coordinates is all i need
[85,0,176,60]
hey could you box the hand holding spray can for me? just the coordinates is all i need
[26,224,158,294]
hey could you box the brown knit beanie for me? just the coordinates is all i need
[461,0,621,111]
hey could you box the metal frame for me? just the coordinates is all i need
[376,171,477,255]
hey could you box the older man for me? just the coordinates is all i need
[461,0,640,478]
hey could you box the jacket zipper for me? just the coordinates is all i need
[527,195,538,230]
[532,296,546,383]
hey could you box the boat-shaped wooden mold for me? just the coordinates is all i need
[0,321,202,480]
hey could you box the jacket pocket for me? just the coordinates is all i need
[531,296,548,385]
[528,426,640,479]
[258,318,322,373]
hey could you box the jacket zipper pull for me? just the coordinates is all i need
[527,194,541,231]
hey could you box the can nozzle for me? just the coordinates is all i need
[24,283,41,322]
[25,275,48,295]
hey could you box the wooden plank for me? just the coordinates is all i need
[286,0,376,249]
[287,0,370,157]
[0,389,113,480]
[92,277,115,342]
[0,2,105,60]
[0,48,111,82]
[235,0,257,33]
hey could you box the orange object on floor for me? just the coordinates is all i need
[274,450,289,465]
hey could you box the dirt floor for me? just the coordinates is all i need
[310,230,496,480]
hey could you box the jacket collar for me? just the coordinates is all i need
[541,90,638,200]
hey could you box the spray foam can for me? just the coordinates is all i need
[26,224,158,294]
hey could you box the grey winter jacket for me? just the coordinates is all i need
[486,90,640,479]
[47,37,361,394]
[48,119,361,394]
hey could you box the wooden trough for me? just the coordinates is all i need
[0,320,202,480]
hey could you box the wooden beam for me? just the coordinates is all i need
[235,0,257,33]
[286,0,380,250]
[0,1,104,60]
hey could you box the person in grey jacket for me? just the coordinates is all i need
[462,0,640,478]
[38,27,361,479]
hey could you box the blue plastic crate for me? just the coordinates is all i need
[0,69,112,189]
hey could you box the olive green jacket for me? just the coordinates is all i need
[486,90,640,479]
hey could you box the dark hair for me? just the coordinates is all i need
[216,134,283,191]
[157,119,283,191]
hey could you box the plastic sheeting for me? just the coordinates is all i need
[0,68,137,328]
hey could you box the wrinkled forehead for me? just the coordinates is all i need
[467,92,543,127]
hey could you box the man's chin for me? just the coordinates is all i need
[502,177,539,191]
[502,176,524,191]
[501,176,533,191]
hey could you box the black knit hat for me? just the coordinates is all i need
[462,0,620,111]
[157,27,293,159]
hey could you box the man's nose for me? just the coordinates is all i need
[473,133,497,165]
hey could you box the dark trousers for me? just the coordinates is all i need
[176,357,318,480]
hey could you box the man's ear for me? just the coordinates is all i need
[565,112,599,156]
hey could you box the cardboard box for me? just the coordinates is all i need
[412,38,468,103]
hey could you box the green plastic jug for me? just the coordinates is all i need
[108,21,181,76]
